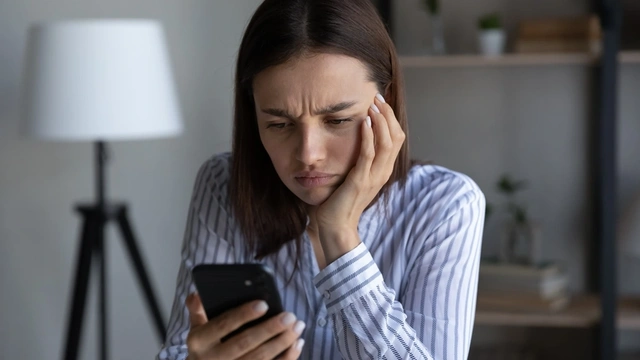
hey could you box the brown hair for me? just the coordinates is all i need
[230,0,411,262]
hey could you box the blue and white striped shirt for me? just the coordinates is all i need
[157,152,485,360]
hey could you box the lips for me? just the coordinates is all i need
[294,171,335,188]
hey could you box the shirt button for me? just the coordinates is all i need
[323,290,331,299]
[318,317,327,327]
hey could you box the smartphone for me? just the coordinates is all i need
[191,263,284,341]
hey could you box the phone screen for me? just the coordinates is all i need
[192,264,284,341]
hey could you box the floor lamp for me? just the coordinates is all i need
[21,20,183,360]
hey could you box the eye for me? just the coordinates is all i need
[266,122,289,129]
[327,118,352,125]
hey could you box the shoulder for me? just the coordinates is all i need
[391,163,485,227]
[194,152,232,184]
[191,152,233,210]
[406,163,484,204]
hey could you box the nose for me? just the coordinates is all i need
[295,125,326,166]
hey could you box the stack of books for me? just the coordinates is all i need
[477,260,570,312]
[514,15,602,54]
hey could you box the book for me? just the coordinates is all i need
[479,261,560,279]
[477,291,571,312]
[517,15,601,40]
[478,261,569,299]
[478,272,569,299]
[514,15,602,54]
[514,38,601,54]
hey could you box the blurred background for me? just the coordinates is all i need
[0,0,638,359]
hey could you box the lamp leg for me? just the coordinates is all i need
[93,213,108,360]
[115,206,167,342]
[62,210,98,360]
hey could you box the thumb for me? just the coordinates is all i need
[187,292,208,327]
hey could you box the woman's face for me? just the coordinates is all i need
[253,53,380,206]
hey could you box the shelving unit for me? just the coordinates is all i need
[381,0,636,357]
[619,354,640,360]
[398,50,640,68]
[618,297,640,330]
[620,50,640,63]
[475,294,640,329]
[400,53,597,67]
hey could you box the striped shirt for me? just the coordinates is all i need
[157,152,485,360]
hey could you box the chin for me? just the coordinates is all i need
[292,188,333,207]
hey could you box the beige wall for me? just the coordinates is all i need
[0,0,261,359]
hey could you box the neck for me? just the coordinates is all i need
[306,205,319,235]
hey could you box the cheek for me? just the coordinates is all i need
[260,133,293,177]
[330,128,362,166]
[347,137,361,166]
[259,127,279,155]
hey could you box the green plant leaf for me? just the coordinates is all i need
[506,203,528,225]
[514,207,528,224]
[478,12,502,30]
[423,0,439,14]
[497,174,527,195]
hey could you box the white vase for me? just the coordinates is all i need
[428,13,447,55]
[499,220,542,265]
[478,29,506,56]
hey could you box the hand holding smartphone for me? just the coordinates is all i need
[185,264,305,360]
[191,264,285,341]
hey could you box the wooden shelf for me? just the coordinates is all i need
[619,353,640,360]
[620,50,640,64]
[618,297,640,330]
[399,51,640,68]
[475,294,640,329]
[400,53,596,68]
[475,295,599,328]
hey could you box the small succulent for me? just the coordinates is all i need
[478,12,502,30]
[422,0,439,15]
[497,174,527,195]
[487,174,530,226]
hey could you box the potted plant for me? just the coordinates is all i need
[487,174,542,265]
[421,0,446,55]
[477,12,506,56]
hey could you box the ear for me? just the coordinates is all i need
[384,83,392,100]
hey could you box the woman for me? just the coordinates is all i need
[157,0,485,359]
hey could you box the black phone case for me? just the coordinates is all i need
[191,264,284,341]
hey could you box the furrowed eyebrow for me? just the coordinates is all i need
[261,101,358,119]
[314,101,357,115]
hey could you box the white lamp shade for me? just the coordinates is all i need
[22,19,183,141]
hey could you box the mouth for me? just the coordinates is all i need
[294,172,336,188]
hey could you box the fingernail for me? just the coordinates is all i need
[254,301,268,313]
[366,116,371,127]
[370,103,380,113]
[293,320,306,335]
[376,93,386,103]
[281,312,297,325]
[295,339,305,352]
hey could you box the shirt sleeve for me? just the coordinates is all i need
[157,156,240,360]
[313,175,485,360]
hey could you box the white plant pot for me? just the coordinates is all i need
[478,29,506,56]
[499,220,542,265]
